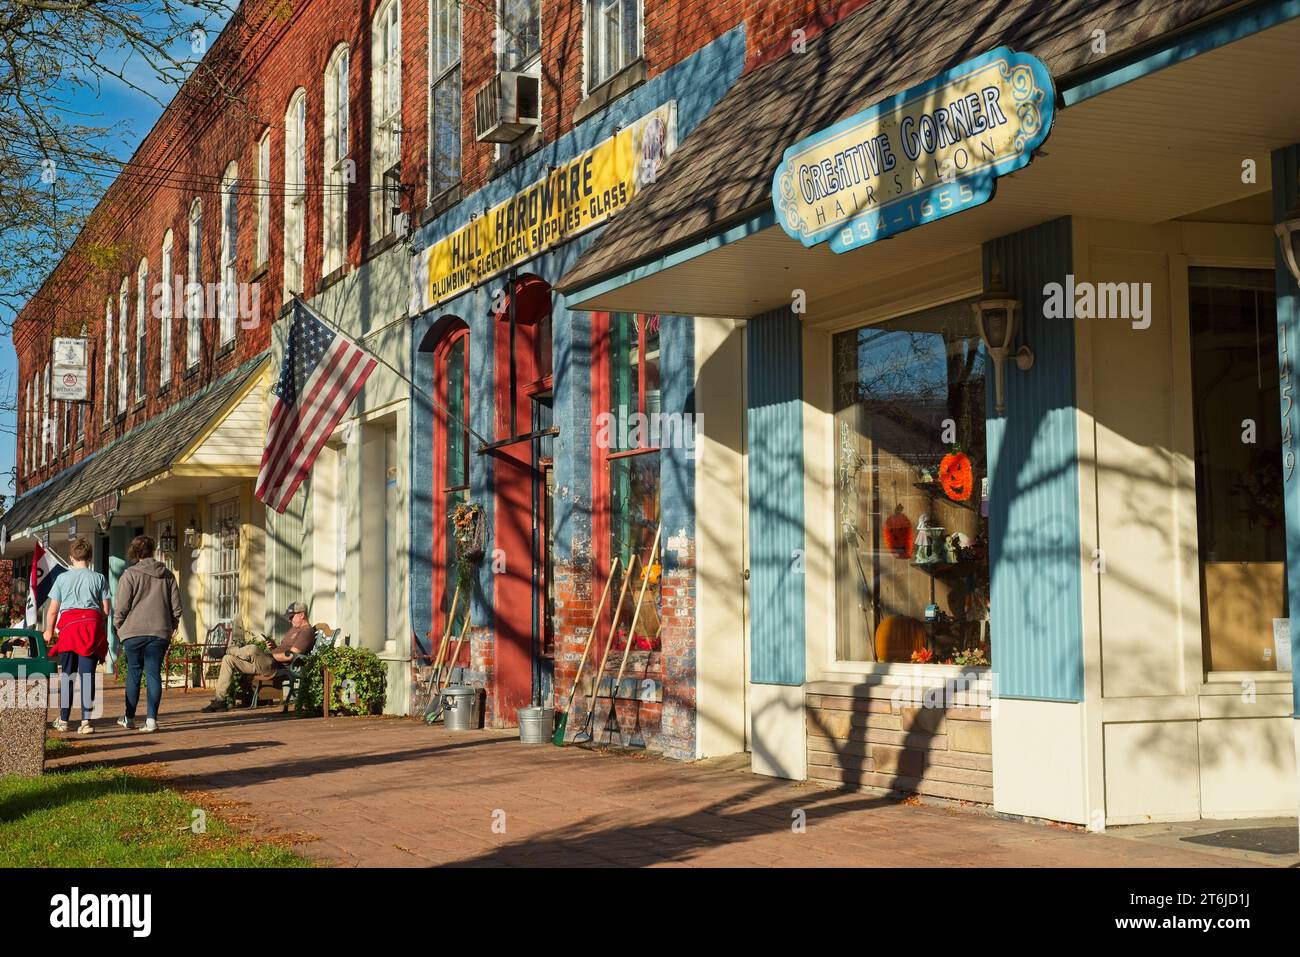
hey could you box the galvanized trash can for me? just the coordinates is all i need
[1,629,55,777]
[517,705,552,744]
[441,684,479,731]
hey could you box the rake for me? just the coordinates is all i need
[572,555,639,745]
[601,525,662,747]
[552,558,619,745]
[423,583,461,722]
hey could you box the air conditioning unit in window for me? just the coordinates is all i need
[474,71,541,144]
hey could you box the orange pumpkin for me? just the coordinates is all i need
[874,615,927,663]
[939,451,974,501]
[882,507,914,559]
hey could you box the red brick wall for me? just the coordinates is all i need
[15,0,868,496]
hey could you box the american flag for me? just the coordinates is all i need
[256,298,377,513]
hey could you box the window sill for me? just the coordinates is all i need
[132,399,146,413]
[278,299,295,319]
[318,266,347,293]
[183,365,200,381]
[420,185,462,226]
[367,232,402,261]
[158,384,171,399]
[251,262,269,282]
[574,58,648,126]
[216,340,236,359]
[812,662,994,687]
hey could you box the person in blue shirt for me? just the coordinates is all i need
[45,538,111,734]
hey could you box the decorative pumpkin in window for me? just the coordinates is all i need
[882,505,914,559]
[874,614,927,663]
[939,450,974,501]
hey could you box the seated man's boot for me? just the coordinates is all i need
[200,698,229,713]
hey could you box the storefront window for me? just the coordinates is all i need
[1189,267,1288,673]
[607,313,660,649]
[832,299,990,665]
[440,330,470,634]
[210,498,240,630]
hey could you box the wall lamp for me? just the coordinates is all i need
[1276,172,1300,286]
[973,260,1033,416]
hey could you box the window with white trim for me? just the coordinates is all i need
[103,298,113,422]
[500,0,541,71]
[256,130,270,268]
[323,46,350,276]
[24,378,31,473]
[187,198,203,369]
[219,161,239,345]
[585,0,640,90]
[429,0,461,199]
[284,90,307,299]
[41,362,50,464]
[160,230,174,385]
[117,276,129,415]
[135,258,149,401]
[371,0,402,241]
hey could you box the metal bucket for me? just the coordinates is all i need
[442,685,479,731]
[517,705,552,744]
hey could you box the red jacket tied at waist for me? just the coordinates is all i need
[49,608,109,661]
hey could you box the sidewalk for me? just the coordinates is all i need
[49,688,1288,868]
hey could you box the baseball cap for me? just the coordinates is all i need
[284,601,308,619]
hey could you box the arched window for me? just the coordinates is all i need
[323,44,351,275]
[117,275,129,415]
[187,198,203,369]
[103,297,113,422]
[135,257,149,401]
[160,229,174,386]
[219,161,239,346]
[431,321,470,640]
[284,89,307,299]
[370,0,401,241]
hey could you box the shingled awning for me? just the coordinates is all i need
[3,355,267,543]
[556,0,1246,299]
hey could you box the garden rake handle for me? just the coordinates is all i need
[585,554,640,713]
[608,525,662,707]
[440,613,473,692]
[430,582,462,681]
[561,557,619,719]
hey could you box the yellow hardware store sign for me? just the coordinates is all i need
[414,102,677,311]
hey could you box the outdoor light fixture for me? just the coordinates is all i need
[973,260,1033,416]
[159,523,177,555]
[66,518,78,541]
[1276,178,1300,286]
[184,518,200,548]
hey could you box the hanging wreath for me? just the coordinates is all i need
[451,502,486,565]
[939,449,974,502]
[882,505,914,559]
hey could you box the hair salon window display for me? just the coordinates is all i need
[831,303,992,666]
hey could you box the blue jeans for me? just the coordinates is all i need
[123,635,169,721]
[58,651,98,722]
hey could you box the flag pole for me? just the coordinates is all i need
[291,295,492,449]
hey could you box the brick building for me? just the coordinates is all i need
[8,0,856,738]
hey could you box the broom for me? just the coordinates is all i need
[423,583,461,721]
[551,557,619,745]
[572,555,640,745]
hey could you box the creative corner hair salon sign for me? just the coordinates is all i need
[411,102,677,313]
[772,47,1054,252]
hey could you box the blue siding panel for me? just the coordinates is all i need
[984,219,1085,702]
[747,307,806,686]
[1273,144,1300,717]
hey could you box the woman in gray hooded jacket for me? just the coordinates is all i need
[113,535,183,732]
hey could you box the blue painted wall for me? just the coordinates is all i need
[408,27,746,647]
[746,307,806,686]
[1273,144,1300,716]
[983,218,1085,702]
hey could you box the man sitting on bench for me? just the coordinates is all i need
[201,602,317,712]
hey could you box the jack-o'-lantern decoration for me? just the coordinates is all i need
[939,450,974,502]
[882,505,913,559]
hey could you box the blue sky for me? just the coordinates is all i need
[2,10,231,505]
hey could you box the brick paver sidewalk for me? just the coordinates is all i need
[50,688,1258,868]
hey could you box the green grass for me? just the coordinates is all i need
[0,764,313,867]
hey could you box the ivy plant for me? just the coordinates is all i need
[295,645,387,717]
